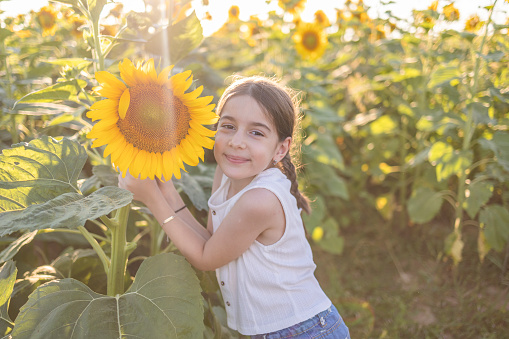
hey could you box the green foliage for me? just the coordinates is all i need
[11,253,204,339]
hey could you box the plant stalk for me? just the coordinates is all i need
[106,204,131,296]
[77,226,110,273]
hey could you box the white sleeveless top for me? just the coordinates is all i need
[208,168,331,335]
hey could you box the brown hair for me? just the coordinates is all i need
[216,75,311,214]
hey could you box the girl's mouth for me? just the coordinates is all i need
[225,154,249,164]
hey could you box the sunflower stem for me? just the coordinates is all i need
[77,226,111,274]
[91,17,105,72]
[106,204,130,296]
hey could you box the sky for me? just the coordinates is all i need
[1,0,508,35]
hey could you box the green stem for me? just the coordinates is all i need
[107,204,131,296]
[77,226,110,274]
[91,18,105,72]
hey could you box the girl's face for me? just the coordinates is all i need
[214,94,290,191]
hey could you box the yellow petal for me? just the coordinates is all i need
[131,150,147,178]
[169,70,192,96]
[162,151,175,181]
[190,120,217,137]
[119,59,138,87]
[116,142,135,172]
[90,99,118,111]
[118,89,130,119]
[182,85,204,101]
[155,152,163,179]
[184,95,213,108]
[104,135,125,158]
[157,65,174,85]
[179,140,199,166]
[95,71,126,91]
[145,59,158,82]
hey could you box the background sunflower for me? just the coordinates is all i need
[87,59,218,181]
[292,22,328,61]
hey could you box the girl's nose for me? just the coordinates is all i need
[228,132,246,148]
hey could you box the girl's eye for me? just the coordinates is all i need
[220,124,235,130]
[251,130,265,137]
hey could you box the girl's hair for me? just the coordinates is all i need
[216,75,311,214]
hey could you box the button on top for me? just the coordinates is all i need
[226,301,231,306]
[212,210,216,215]
[220,281,225,286]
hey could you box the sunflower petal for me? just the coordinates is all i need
[119,59,138,87]
[118,89,130,119]
[182,85,204,101]
[190,120,217,137]
[90,99,118,111]
[179,140,200,166]
[157,65,174,85]
[162,151,174,181]
[95,71,126,90]
[131,150,148,179]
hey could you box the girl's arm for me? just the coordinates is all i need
[157,178,212,240]
[119,171,284,271]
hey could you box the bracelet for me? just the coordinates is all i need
[161,205,186,226]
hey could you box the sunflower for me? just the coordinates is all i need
[37,5,58,37]
[87,59,218,180]
[69,15,86,39]
[293,22,328,61]
[228,5,240,22]
[443,3,459,22]
[428,1,438,11]
[314,10,330,27]
[465,14,483,32]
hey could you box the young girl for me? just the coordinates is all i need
[118,76,350,338]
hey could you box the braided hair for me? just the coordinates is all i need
[216,76,311,214]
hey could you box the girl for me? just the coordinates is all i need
[118,76,350,338]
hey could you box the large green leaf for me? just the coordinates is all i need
[0,187,132,237]
[428,65,461,88]
[480,131,509,171]
[407,187,444,224]
[14,80,87,106]
[428,141,473,181]
[480,205,509,252]
[306,162,348,200]
[0,137,87,212]
[463,181,493,219]
[12,253,204,339]
[304,132,345,170]
[175,172,210,211]
[146,11,204,64]
[0,261,16,336]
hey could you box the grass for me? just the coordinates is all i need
[313,216,509,339]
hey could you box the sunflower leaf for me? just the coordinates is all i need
[0,231,38,265]
[0,137,87,212]
[0,260,16,336]
[11,253,204,339]
[0,187,132,237]
[14,79,87,106]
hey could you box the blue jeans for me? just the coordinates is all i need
[250,305,350,339]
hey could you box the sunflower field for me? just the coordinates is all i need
[1,0,509,338]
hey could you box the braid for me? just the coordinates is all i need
[278,153,311,215]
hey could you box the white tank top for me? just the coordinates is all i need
[208,168,331,335]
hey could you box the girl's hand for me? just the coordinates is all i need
[118,171,161,206]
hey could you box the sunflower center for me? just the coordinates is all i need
[117,84,191,153]
[302,31,319,51]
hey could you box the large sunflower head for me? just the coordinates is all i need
[87,59,218,180]
[37,5,58,37]
[292,22,328,61]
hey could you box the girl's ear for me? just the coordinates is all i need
[275,137,292,162]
